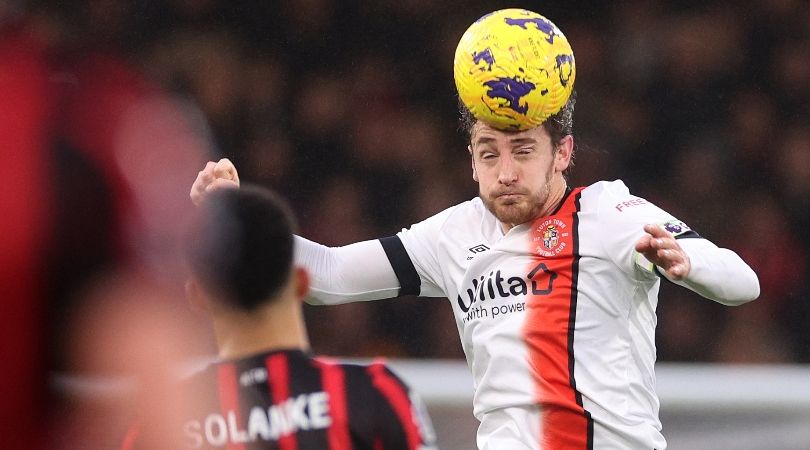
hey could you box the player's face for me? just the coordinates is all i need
[470,121,570,229]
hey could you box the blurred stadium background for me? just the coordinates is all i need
[1,0,808,448]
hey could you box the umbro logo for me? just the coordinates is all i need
[467,244,490,260]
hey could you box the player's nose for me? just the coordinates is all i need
[497,154,517,184]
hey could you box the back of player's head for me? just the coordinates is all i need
[185,185,296,311]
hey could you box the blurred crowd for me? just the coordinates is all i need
[1,0,808,446]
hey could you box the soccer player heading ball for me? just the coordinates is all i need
[192,8,760,450]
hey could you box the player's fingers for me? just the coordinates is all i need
[634,234,653,253]
[197,162,218,188]
[213,158,239,184]
[206,178,240,192]
[191,172,211,205]
[656,247,689,271]
[212,158,232,178]
[642,224,662,236]
[640,228,691,279]
[201,161,217,181]
[656,248,676,262]
[199,169,214,186]
[665,261,690,280]
[190,185,204,205]
[190,161,220,205]
[643,224,673,239]
[649,237,678,250]
[195,164,215,187]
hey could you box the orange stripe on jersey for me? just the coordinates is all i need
[522,188,593,449]
[315,357,352,450]
[368,362,420,450]
[217,363,246,450]
[266,353,297,450]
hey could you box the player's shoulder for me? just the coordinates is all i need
[331,359,436,447]
[315,359,418,410]
[581,180,694,234]
[319,358,406,384]
[431,197,487,223]
[581,179,632,200]
[405,197,487,235]
[580,179,654,212]
[442,197,488,229]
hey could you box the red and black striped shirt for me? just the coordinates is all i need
[123,350,436,450]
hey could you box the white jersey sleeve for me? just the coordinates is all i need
[595,180,759,304]
[667,238,760,305]
[294,204,458,305]
[295,236,401,305]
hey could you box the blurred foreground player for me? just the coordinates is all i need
[123,186,436,449]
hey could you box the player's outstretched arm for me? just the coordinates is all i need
[190,158,240,205]
[188,159,416,306]
[295,236,404,305]
[635,224,760,306]
[295,200,453,305]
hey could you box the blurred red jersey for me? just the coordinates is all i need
[122,350,436,450]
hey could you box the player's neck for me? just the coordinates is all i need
[212,297,310,360]
[541,176,569,217]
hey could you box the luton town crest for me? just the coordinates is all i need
[533,218,569,257]
[542,225,559,249]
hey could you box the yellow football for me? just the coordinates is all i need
[454,9,576,130]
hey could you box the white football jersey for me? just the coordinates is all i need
[388,180,691,449]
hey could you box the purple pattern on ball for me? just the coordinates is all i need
[555,54,574,87]
[483,77,536,114]
[473,48,495,71]
[504,17,558,44]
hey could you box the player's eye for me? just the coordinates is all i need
[515,147,533,155]
[480,152,497,160]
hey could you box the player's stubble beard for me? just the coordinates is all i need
[480,167,554,228]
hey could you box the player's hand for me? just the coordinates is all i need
[634,224,691,280]
[190,158,240,205]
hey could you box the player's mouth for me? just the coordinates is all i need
[495,192,525,205]
[496,192,524,200]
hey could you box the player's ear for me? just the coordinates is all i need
[469,145,479,182]
[185,278,209,313]
[293,266,310,301]
[554,135,574,173]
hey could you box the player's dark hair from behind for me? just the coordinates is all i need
[185,185,297,311]
[458,90,577,147]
